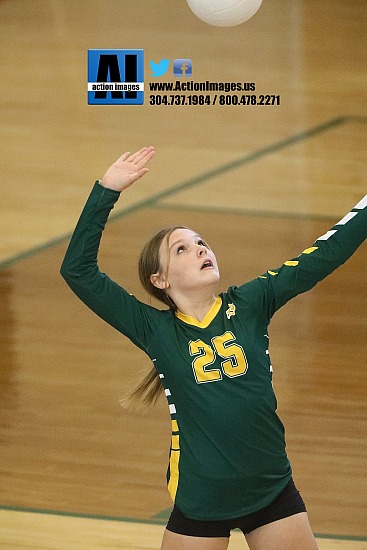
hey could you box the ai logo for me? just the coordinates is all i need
[88,49,144,105]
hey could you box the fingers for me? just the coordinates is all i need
[115,146,155,167]
[130,146,155,165]
[119,152,131,162]
[137,167,150,178]
[137,146,156,168]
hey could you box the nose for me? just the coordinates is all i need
[197,244,207,256]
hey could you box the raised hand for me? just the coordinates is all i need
[101,146,156,192]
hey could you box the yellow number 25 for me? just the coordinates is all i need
[189,331,248,384]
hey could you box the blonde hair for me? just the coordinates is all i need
[121,226,189,407]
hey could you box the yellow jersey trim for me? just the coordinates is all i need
[168,420,180,501]
[302,246,318,255]
[175,296,222,328]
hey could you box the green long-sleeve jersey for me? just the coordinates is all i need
[60,183,366,520]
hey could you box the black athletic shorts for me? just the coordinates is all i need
[166,477,306,538]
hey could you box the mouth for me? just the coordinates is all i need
[201,259,214,270]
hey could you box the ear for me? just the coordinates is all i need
[150,272,170,290]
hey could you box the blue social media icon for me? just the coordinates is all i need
[173,59,192,77]
[150,59,170,77]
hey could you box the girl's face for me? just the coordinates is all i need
[152,228,220,294]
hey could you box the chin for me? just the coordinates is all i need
[204,271,220,285]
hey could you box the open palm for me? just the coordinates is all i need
[101,146,155,192]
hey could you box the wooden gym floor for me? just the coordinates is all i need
[0,1,366,548]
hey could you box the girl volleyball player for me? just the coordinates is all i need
[61,147,366,550]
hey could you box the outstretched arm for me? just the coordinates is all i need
[238,195,367,322]
[60,147,162,352]
[261,195,367,317]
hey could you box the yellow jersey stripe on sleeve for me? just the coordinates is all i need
[302,246,318,255]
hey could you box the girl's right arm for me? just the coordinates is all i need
[60,148,160,352]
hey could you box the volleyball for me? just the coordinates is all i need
[186,0,263,27]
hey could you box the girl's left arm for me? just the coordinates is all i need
[257,195,367,317]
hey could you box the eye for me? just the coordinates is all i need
[198,239,209,249]
[177,245,186,254]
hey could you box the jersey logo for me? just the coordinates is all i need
[226,303,236,319]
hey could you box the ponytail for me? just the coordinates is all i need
[121,226,188,407]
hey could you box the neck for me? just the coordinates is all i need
[172,292,217,323]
